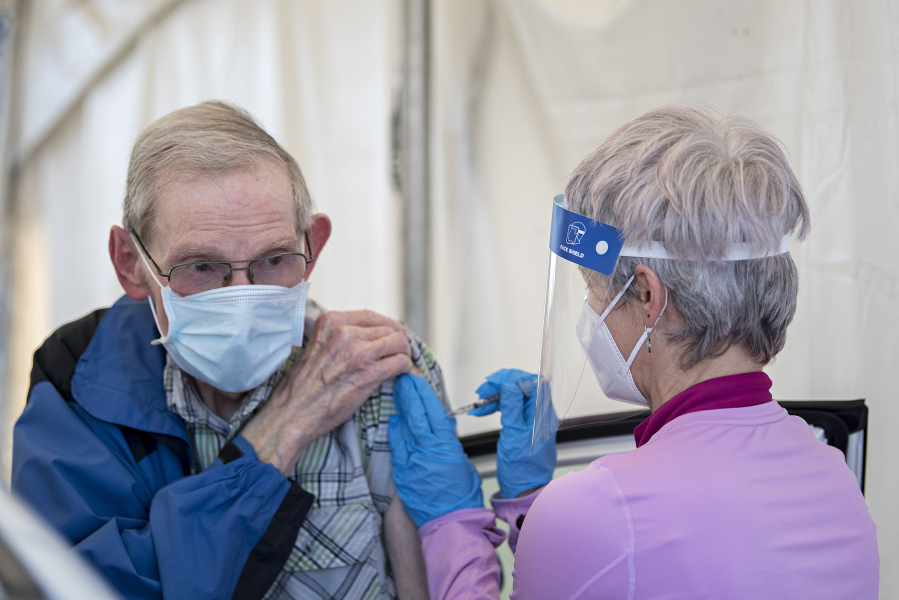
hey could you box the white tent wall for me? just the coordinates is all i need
[2,0,403,481]
[433,0,897,595]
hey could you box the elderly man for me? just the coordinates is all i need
[12,101,435,600]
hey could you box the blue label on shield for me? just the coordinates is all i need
[549,197,624,274]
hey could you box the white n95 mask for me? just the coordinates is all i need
[575,275,667,408]
[140,253,310,393]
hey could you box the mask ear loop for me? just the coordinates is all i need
[598,275,635,321]
[129,232,170,344]
[623,285,668,368]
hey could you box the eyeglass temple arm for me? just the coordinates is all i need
[128,227,169,278]
[303,231,315,263]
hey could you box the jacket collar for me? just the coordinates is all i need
[70,295,189,442]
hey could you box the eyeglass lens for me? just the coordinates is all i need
[169,254,307,296]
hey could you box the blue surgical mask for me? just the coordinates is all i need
[139,252,310,393]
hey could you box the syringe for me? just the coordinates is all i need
[446,378,537,417]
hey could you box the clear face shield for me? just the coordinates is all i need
[531,194,793,449]
[531,195,646,449]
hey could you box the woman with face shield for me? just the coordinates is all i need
[388,105,879,600]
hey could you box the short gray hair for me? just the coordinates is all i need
[565,105,810,369]
[123,101,314,244]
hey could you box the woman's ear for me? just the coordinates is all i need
[634,264,666,328]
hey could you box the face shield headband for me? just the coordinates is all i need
[531,194,790,449]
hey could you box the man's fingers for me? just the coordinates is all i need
[292,329,410,406]
[315,310,407,335]
[328,352,412,413]
[315,325,410,364]
[309,328,409,377]
[338,325,403,344]
[343,310,406,331]
[371,353,415,391]
[360,331,412,360]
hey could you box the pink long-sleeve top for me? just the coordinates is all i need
[420,373,879,600]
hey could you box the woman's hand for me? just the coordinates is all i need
[390,374,484,527]
[471,369,557,498]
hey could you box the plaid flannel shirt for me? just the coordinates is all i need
[164,299,446,600]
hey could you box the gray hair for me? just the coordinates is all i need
[565,105,810,369]
[123,100,314,244]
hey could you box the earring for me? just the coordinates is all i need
[645,326,652,353]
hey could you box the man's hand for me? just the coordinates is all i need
[242,310,413,475]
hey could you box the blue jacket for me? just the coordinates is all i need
[12,296,314,600]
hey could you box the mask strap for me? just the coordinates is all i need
[130,232,169,343]
[130,232,166,290]
[146,296,168,345]
[624,286,668,369]
[598,275,635,321]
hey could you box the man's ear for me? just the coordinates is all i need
[302,213,332,281]
[109,226,152,301]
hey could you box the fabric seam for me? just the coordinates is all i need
[647,407,788,446]
[569,464,637,600]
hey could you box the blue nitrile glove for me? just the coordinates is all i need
[471,369,557,499]
[390,374,484,527]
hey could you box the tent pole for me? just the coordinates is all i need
[401,0,430,340]
[0,0,22,484]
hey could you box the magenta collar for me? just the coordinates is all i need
[633,371,773,448]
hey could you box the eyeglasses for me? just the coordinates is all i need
[130,228,315,297]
